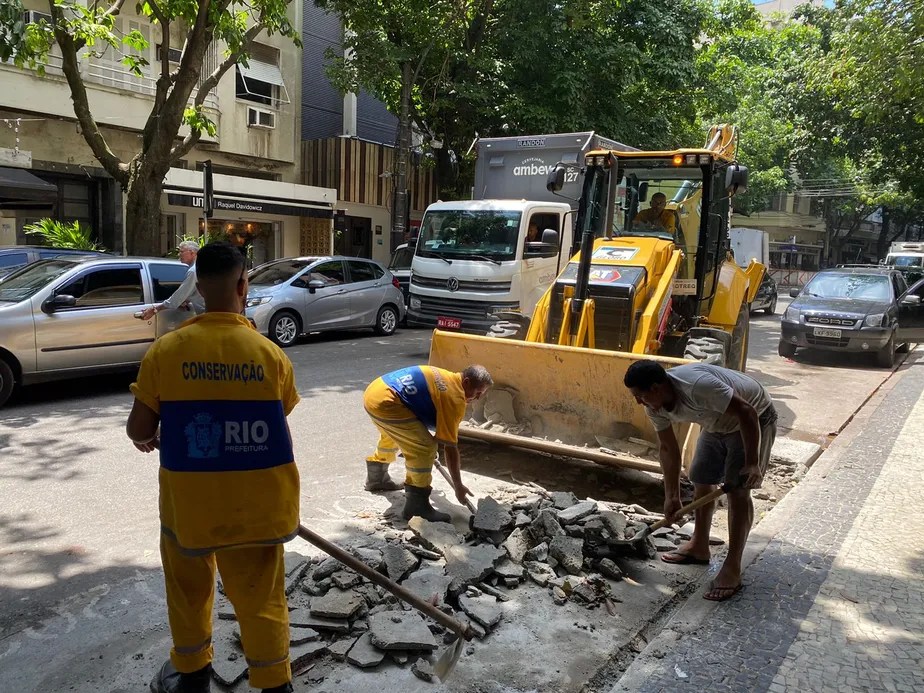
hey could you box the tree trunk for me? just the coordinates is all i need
[124,161,170,256]
[392,60,412,240]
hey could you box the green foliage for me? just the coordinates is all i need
[24,219,106,251]
[167,231,227,258]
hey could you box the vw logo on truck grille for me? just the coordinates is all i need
[447,277,460,292]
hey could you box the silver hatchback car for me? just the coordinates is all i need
[245,255,407,347]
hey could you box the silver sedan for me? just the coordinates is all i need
[245,256,407,347]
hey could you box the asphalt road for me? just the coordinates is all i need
[0,314,914,691]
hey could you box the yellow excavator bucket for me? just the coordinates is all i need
[429,330,699,475]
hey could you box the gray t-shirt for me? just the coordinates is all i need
[646,363,772,434]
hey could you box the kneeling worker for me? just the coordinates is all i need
[363,365,493,522]
[624,359,777,602]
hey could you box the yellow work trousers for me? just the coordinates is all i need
[366,416,437,488]
[160,535,291,689]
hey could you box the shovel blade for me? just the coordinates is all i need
[433,637,464,682]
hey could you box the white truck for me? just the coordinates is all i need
[885,241,924,270]
[406,132,632,333]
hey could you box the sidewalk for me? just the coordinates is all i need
[612,358,924,693]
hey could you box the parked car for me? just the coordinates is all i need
[245,255,406,347]
[0,256,191,408]
[0,245,108,281]
[388,242,413,305]
[779,267,924,367]
[750,272,778,315]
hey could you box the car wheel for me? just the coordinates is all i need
[778,340,797,358]
[375,305,399,336]
[0,358,15,408]
[897,341,910,354]
[875,334,896,369]
[765,295,777,315]
[269,311,301,348]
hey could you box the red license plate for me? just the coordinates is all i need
[437,316,462,329]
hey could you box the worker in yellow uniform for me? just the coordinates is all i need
[363,364,493,522]
[127,242,300,693]
[633,192,676,235]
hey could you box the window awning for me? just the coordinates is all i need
[0,167,57,206]
[238,59,290,104]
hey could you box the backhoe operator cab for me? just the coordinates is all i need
[540,125,758,364]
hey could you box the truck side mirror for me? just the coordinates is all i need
[789,287,800,298]
[541,229,559,246]
[901,294,922,306]
[638,181,649,202]
[546,164,566,193]
[725,164,749,195]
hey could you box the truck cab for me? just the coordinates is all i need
[406,200,573,332]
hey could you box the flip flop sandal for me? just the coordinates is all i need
[660,551,710,565]
[703,583,743,602]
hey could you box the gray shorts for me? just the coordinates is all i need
[689,406,778,489]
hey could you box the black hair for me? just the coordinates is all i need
[195,241,244,278]
[624,360,668,391]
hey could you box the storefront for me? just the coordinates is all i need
[161,168,337,263]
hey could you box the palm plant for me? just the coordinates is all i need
[24,219,105,251]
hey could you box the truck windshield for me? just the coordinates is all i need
[416,210,521,262]
[889,255,923,268]
[0,259,77,303]
[389,246,414,271]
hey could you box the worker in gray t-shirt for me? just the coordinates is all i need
[624,360,778,603]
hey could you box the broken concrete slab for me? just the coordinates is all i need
[408,517,464,554]
[328,637,359,662]
[483,388,517,425]
[401,567,452,606]
[653,538,677,552]
[550,491,579,509]
[405,544,442,561]
[216,606,237,621]
[557,501,598,524]
[312,557,342,580]
[351,547,385,572]
[287,608,351,634]
[346,632,385,668]
[600,511,628,540]
[444,543,506,592]
[771,437,822,468]
[211,652,247,688]
[383,544,420,582]
[549,535,585,575]
[289,626,320,646]
[530,509,565,542]
[502,527,531,563]
[512,494,543,512]
[285,553,309,576]
[412,657,435,682]
[552,587,568,605]
[290,640,328,669]
[524,542,549,562]
[597,558,624,581]
[369,611,438,651]
[459,594,503,630]
[331,570,363,590]
[493,558,524,581]
[310,589,365,619]
[514,512,532,528]
[472,497,514,535]
[524,561,557,587]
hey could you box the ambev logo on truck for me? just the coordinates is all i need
[513,156,556,177]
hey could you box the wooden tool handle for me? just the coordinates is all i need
[434,458,477,515]
[296,524,473,639]
[645,487,727,533]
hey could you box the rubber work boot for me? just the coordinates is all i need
[364,461,402,492]
[149,660,211,693]
[261,684,294,693]
[402,484,452,523]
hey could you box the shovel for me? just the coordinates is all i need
[433,454,477,515]
[597,485,730,560]
[296,524,474,680]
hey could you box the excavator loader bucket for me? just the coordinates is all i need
[429,330,699,475]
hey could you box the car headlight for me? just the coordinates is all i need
[784,307,800,322]
[410,296,422,310]
[864,313,886,327]
[245,296,272,308]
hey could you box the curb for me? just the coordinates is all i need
[607,357,907,692]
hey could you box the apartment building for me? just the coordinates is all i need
[0,1,335,263]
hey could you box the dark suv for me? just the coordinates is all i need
[780,267,924,367]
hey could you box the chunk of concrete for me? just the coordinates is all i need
[523,560,557,587]
[290,640,328,669]
[524,542,549,562]
[328,637,358,661]
[408,517,464,554]
[412,657,435,682]
[312,557,342,580]
[472,497,514,534]
[211,652,247,687]
[494,558,524,581]
[552,587,568,605]
[557,500,597,524]
[459,594,503,630]
[401,567,452,606]
[285,553,310,577]
[512,494,543,512]
[550,491,579,509]
[346,632,385,668]
[483,388,517,424]
[388,650,410,665]
[369,610,438,651]
[351,547,385,572]
[310,589,365,619]
[383,544,420,582]
[653,538,677,552]
[288,608,350,634]
[289,626,320,646]
[502,527,531,563]
[445,543,506,592]
[514,512,532,528]
[549,535,584,575]
[530,509,565,542]
[405,544,443,561]
[331,570,363,590]
[597,558,624,581]
[600,511,628,540]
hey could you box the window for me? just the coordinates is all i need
[524,213,561,258]
[389,246,414,271]
[348,260,378,283]
[305,261,345,286]
[0,252,29,267]
[235,43,289,107]
[57,268,143,308]
[150,263,189,302]
[156,44,183,64]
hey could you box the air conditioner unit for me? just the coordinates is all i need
[247,106,275,129]
[23,10,53,24]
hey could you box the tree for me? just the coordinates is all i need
[4,0,299,255]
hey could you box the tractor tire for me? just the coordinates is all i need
[728,304,750,372]
[683,336,727,367]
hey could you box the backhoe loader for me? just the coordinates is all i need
[428,125,765,473]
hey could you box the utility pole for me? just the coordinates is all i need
[393,61,412,241]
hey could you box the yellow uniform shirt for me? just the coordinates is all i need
[131,313,300,554]
[633,208,676,234]
[364,366,466,446]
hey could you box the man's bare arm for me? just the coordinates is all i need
[127,399,161,453]
[657,426,682,496]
